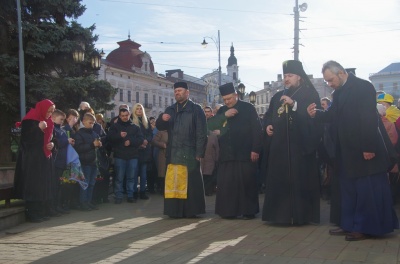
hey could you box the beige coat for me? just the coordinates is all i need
[201,132,219,175]
[152,130,168,178]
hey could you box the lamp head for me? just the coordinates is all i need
[299,3,308,12]
[72,42,85,63]
[237,83,245,95]
[249,91,256,104]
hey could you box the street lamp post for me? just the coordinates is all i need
[237,83,245,100]
[293,0,308,61]
[201,30,221,86]
[17,0,26,118]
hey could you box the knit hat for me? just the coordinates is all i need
[377,93,394,104]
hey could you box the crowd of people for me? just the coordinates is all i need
[13,59,399,242]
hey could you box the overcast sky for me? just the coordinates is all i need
[78,0,400,92]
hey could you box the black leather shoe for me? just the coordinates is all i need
[127,197,137,203]
[345,232,369,241]
[80,204,92,211]
[48,209,61,217]
[221,216,236,220]
[329,227,349,236]
[242,214,255,220]
[88,203,99,210]
[140,192,149,200]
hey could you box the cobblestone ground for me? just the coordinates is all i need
[0,194,399,264]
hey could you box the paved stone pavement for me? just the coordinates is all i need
[0,194,399,264]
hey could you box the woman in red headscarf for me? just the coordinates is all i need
[14,99,56,223]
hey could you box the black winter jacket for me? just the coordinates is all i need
[136,117,153,163]
[53,124,69,169]
[74,128,99,166]
[314,73,394,178]
[156,99,207,167]
[108,118,144,160]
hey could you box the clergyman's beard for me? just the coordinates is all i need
[176,96,187,103]
[287,81,300,89]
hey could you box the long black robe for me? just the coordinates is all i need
[156,100,207,218]
[14,119,53,202]
[262,84,322,224]
[208,100,262,217]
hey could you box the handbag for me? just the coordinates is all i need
[164,164,188,199]
[96,146,109,171]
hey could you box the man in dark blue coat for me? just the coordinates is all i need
[156,81,207,218]
[308,60,399,241]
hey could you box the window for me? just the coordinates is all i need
[261,95,264,104]
[233,72,237,80]
[136,92,139,103]
[159,96,162,107]
[165,97,168,107]
[153,94,156,106]
[261,107,264,114]
[119,89,123,101]
[145,62,148,72]
[127,91,131,102]
[144,93,149,107]
[256,96,259,104]
[171,98,174,105]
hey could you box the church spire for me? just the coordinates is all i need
[227,43,237,66]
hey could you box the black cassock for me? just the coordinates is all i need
[208,100,262,218]
[262,84,322,225]
[14,119,53,202]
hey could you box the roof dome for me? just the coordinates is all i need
[227,44,237,66]
[106,38,155,72]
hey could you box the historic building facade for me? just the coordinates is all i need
[99,37,243,118]
[98,37,174,119]
[165,69,207,106]
[369,62,400,99]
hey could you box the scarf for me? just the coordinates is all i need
[23,99,55,158]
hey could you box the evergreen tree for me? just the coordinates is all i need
[0,0,116,162]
